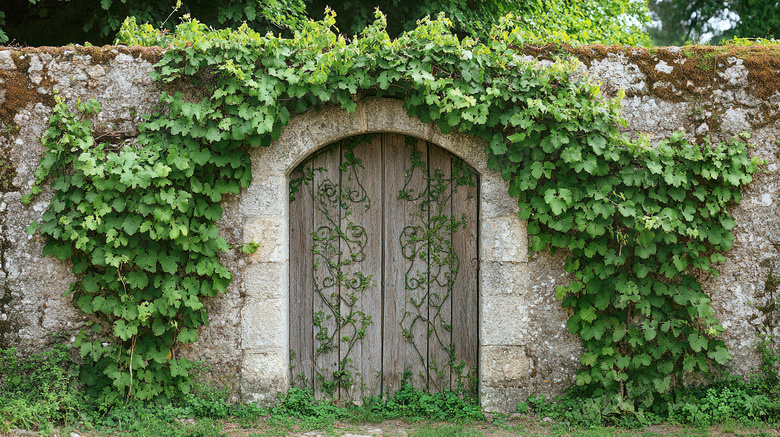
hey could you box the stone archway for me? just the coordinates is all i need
[238,98,530,411]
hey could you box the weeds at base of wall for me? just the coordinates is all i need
[0,337,481,434]
[521,376,780,429]
[520,337,780,429]
[5,339,780,435]
[0,337,264,435]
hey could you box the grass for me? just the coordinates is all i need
[8,406,780,437]
[5,339,780,436]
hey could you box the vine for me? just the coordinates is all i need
[397,138,477,393]
[25,9,760,415]
[290,136,375,400]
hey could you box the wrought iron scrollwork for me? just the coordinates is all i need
[291,136,375,400]
[398,141,477,394]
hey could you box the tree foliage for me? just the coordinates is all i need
[648,0,780,45]
[303,0,650,45]
[0,0,649,46]
[0,0,306,46]
[725,0,780,40]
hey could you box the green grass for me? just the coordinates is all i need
[5,339,780,437]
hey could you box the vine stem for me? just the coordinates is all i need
[127,335,137,400]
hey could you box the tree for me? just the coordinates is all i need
[1,0,650,47]
[647,0,779,46]
[722,0,780,40]
[0,0,305,46]
[303,0,650,45]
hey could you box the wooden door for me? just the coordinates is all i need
[289,134,478,402]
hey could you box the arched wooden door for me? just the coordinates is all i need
[289,134,479,401]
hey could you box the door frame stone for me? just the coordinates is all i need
[238,97,531,412]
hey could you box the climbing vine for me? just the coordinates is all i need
[397,139,477,393]
[289,136,375,399]
[25,9,760,415]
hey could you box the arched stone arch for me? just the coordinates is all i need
[238,98,530,411]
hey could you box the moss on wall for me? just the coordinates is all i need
[0,155,15,192]
[517,44,780,100]
[0,46,163,131]
[515,43,780,137]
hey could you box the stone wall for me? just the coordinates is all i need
[0,44,779,412]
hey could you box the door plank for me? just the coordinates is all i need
[381,133,404,394]
[382,135,421,392]
[311,146,343,399]
[338,136,383,401]
[451,157,479,393]
[289,162,315,391]
[384,135,430,391]
[426,144,453,392]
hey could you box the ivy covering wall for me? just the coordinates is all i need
[23,11,761,417]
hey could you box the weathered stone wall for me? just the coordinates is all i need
[0,44,779,412]
[519,45,780,408]
[0,46,162,351]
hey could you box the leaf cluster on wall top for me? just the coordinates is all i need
[27,10,760,414]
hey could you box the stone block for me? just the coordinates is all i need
[244,216,287,262]
[587,52,648,97]
[0,50,15,70]
[302,105,365,146]
[426,131,490,176]
[240,174,287,216]
[480,386,528,414]
[240,350,288,406]
[241,298,287,349]
[253,126,316,174]
[481,295,528,345]
[481,215,527,262]
[480,261,529,296]
[361,98,426,136]
[721,107,750,133]
[480,175,519,218]
[480,345,532,387]
[243,262,287,300]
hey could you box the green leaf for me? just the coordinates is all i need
[123,215,143,235]
[126,271,149,289]
[27,222,40,234]
[135,249,158,271]
[160,257,178,274]
[152,318,167,336]
[114,319,138,341]
[169,360,188,377]
[688,332,708,352]
[178,327,198,343]
[708,346,731,364]
[579,307,597,323]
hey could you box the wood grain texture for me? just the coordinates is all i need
[451,159,479,391]
[312,147,342,399]
[290,134,479,399]
[289,163,315,391]
[382,133,410,394]
[339,136,383,401]
[427,145,452,392]
[407,138,430,390]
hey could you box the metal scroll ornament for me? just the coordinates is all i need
[398,143,476,393]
